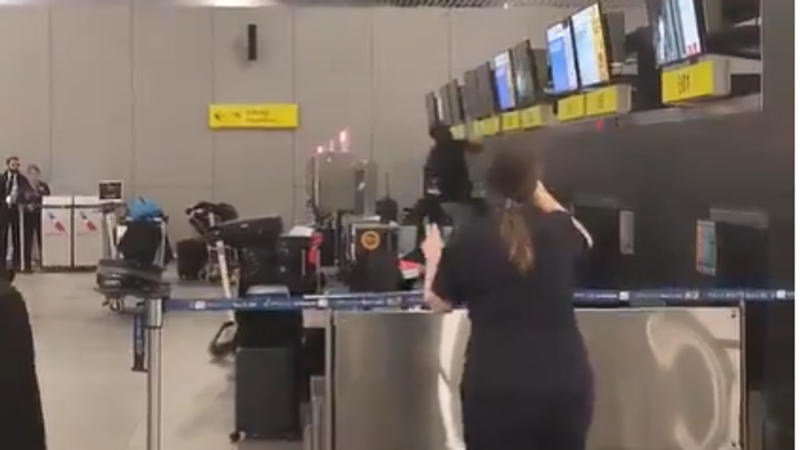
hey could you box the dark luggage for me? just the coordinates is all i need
[216,216,283,249]
[96,259,168,297]
[176,238,207,280]
[234,347,300,440]
[277,236,320,295]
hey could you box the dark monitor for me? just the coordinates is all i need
[706,209,770,288]
[474,62,498,118]
[492,50,517,111]
[570,3,612,87]
[438,84,453,126]
[424,92,440,129]
[463,69,483,120]
[509,41,547,108]
[572,197,636,289]
[653,0,707,66]
[546,19,580,94]
[447,80,465,124]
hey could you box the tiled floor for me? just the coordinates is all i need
[19,272,302,450]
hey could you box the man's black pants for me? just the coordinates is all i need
[0,209,22,270]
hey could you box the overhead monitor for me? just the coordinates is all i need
[438,84,453,126]
[424,92,440,128]
[571,3,611,87]
[447,80,465,124]
[474,62,498,118]
[492,51,517,111]
[509,40,546,107]
[462,69,482,119]
[546,20,580,94]
[654,0,705,66]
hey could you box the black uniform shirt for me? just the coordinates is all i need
[433,208,592,395]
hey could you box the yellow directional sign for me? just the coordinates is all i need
[208,103,299,129]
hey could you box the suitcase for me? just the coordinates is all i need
[234,347,300,441]
[176,238,207,280]
[217,216,283,249]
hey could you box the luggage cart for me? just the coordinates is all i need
[97,206,170,313]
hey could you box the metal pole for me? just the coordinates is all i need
[324,309,334,450]
[145,297,164,450]
[18,204,25,270]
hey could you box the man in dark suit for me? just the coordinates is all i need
[0,268,47,449]
[0,156,32,270]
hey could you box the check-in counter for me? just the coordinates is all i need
[331,307,743,450]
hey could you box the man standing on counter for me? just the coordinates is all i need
[0,156,31,270]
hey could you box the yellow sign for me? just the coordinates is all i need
[500,111,521,132]
[585,86,620,117]
[470,120,483,139]
[450,124,466,140]
[360,231,381,251]
[557,94,586,122]
[661,60,715,103]
[520,106,546,129]
[481,116,501,136]
[208,103,299,129]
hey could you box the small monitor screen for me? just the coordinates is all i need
[510,41,538,107]
[655,0,704,66]
[438,84,452,125]
[425,92,439,128]
[463,69,482,119]
[99,180,123,201]
[475,62,498,117]
[448,80,465,124]
[546,21,579,94]
[571,3,611,87]
[492,51,516,111]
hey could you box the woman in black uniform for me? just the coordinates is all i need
[423,146,594,450]
[23,164,50,272]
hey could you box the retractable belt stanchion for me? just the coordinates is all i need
[17,204,25,270]
[145,296,164,450]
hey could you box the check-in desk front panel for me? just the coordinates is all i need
[333,308,742,450]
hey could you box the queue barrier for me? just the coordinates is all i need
[133,288,793,450]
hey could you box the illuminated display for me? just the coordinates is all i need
[546,21,579,94]
[571,3,610,87]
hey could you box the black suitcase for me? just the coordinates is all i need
[234,347,300,441]
[176,238,207,280]
[217,216,283,249]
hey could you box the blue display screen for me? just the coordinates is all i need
[492,52,516,111]
[546,21,579,94]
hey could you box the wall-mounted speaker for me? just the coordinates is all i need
[247,24,258,61]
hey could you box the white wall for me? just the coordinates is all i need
[0,3,647,237]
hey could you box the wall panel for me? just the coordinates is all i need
[51,4,133,195]
[211,6,295,221]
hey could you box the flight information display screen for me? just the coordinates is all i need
[510,41,537,106]
[492,51,516,111]
[546,21,579,94]
[655,0,704,66]
[571,3,610,87]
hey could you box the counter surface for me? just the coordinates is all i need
[333,307,742,450]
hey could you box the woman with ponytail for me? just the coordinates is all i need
[422,144,593,450]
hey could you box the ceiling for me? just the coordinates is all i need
[0,0,646,7]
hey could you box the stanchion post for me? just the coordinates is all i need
[145,297,164,450]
